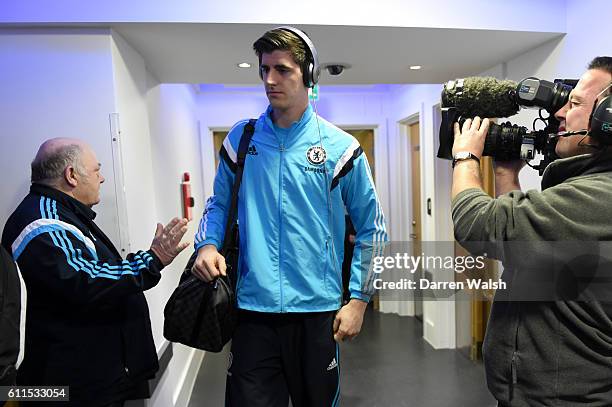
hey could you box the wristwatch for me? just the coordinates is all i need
[452,151,480,168]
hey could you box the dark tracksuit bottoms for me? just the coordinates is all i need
[225,310,340,407]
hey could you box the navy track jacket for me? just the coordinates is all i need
[2,183,162,405]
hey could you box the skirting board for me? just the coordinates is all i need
[151,340,174,393]
[176,348,205,407]
[125,341,176,407]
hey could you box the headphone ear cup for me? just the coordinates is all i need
[305,62,314,88]
[274,26,319,88]
[589,95,612,142]
[312,63,320,86]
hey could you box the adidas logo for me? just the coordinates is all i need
[326,357,338,371]
[247,144,258,155]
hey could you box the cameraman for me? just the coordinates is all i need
[451,56,612,406]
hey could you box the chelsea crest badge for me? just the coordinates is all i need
[306,146,327,165]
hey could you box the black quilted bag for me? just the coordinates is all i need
[163,120,255,352]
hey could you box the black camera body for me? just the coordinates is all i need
[438,77,577,174]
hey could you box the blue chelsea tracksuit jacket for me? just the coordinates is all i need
[195,105,387,312]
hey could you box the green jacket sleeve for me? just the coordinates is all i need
[452,176,612,256]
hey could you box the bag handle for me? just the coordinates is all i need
[220,119,256,256]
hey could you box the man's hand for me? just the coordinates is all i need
[451,117,491,200]
[191,244,227,282]
[333,299,368,342]
[150,218,190,266]
[452,116,490,158]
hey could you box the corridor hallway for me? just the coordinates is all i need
[188,307,496,406]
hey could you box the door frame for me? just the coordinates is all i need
[395,112,421,318]
[398,113,421,244]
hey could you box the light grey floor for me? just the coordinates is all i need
[188,308,496,407]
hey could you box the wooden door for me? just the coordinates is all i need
[409,122,423,320]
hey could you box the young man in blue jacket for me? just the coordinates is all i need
[192,27,387,406]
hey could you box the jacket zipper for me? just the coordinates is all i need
[278,139,285,312]
[324,239,329,293]
[511,351,518,385]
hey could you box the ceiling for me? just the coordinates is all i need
[112,23,564,85]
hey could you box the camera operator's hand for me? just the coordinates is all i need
[191,244,227,282]
[493,160,527,196]
[451,117,490,200]
[452,117,490,158]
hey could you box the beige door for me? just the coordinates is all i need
[346,129,375,179]
[212,131,228,169]
[409,122,423,320]
[455,156,496,360]
[344,129,376,307]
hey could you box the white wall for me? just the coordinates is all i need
[562,0,611,74]
[112,31,207,407]
[0,28,120,242]
[145,76,206,407]
[1,0,566,33]
[196,85,269,197]
[0,27,204,407]
[476,0,612,192]
[110,30,159,253]
[384,83,457,349]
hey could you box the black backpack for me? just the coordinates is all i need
[0,245,21,386]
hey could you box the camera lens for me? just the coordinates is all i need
[517,78,575,113]
[482,122,530,161]
[549,82,573,113]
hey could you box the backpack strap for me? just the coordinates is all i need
[221,119,256,255]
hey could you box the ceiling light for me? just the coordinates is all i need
[237,62,251,68]
[410,65,422,70]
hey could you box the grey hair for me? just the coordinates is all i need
[31,143,84,185]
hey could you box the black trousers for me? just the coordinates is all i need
[225,310,340,407]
